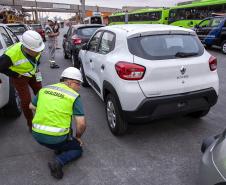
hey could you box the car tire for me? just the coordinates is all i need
[71,53,80,69]
[80,63,90,87]
[105,94,128,136]
[64,49,69,59]
[221,40,226,54]
[189,108,210,118]
[2,81,22,117]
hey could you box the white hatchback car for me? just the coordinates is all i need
[0,24,21,117]
[79,24,219,135]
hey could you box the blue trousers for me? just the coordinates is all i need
[39,137,82,166]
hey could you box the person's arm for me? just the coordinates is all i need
[0,54,19,77]
[72,96,86,145]
[29,103,36,111]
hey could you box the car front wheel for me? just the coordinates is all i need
[105,94,128,136]
[80,63,90,87]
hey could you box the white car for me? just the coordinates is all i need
[0,24,21,117]
[79,24,219,135]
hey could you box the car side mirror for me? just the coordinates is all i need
[63,34,67,38]
[82,43,88,50]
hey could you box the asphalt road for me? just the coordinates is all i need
[0,27,225,185]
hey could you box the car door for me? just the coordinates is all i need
[92,31,116,96]
[65,27,73,55]
[196,18,212,42]
[82,30,103,91]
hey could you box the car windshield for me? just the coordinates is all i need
[128,34,204,60]
[77,27,101,37]
[8,25,26,35]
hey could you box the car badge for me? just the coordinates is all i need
[180,66,186,75]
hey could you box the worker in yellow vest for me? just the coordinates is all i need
[29,67,86,179]
[0,30,45,131]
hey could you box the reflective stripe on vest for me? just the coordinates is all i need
[14,58,30,66]
[33,123,69,133]
[46,85,79,99]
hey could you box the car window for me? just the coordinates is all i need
[98,32,115,54]
[210,17,224,27]
[6,28,19,42]
[0,27,13,47]
[0,39,3,50]
[199,19,211,27]
[7,25,26,35]
[88,31,102,52]
[77,27,101,37]
[128,34,204,60]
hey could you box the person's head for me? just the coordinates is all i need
[48,17,55,26]
[60,67,83,91]
[21,30,45,57]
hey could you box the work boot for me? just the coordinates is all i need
[48,160,63,179]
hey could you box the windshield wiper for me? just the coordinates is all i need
[175,52,198,58]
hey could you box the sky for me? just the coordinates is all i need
[28,0,190,19]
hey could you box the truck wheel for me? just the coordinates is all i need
[221,40,226,54]
[2,82,22,117]
[80,63,90,87]
[105,94,128,136]
[189,108,210,118]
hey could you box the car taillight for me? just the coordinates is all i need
[115,61,145,80]
[71,35,82,45]
[209,56,217,71]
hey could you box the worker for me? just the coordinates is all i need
[45,17,60,69]
[0,30,45,132]
[29,67,86,179]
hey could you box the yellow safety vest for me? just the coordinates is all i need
[32,83,79,136]
[4,42,40,77]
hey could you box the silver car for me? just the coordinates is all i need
[199,131,226,184]
[0,24,21,117]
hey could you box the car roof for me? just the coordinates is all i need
[6,23,26,26]
[103,24,195,38]
[0,24,7,27]
[71,24,104,29]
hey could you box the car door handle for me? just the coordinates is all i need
[89,59,92,63]
[101,64,105,70]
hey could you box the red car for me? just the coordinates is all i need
[29,24,46,42]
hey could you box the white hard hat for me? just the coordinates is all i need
[21,30,45,52]
[48,17,55,23]
[61,67,83,82]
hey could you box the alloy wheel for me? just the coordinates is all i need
[106,100,116,129]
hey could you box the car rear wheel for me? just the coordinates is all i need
[2,82,22,117]
[80,63,90,87]
[221,40,226,54]
[105,94,128,136]
[189,108,210,118]
[64,49,69,59]
[71,53,80,69]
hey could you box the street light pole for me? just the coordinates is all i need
[34,0,38,23]
[80,0,85,23]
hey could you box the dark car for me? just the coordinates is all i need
[6,23,30,41]
[63,24,104,68]
[194,16,226,54]
[30,24,46,42]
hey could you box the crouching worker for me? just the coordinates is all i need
[29,67,86,179]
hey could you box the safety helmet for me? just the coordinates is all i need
[48,17,55,23]
[61,67,83,82]
[21,30,45,52]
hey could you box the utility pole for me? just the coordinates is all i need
[34,0,38,23]
[80,0,85,23]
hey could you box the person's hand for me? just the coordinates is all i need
[76,137,84,146]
